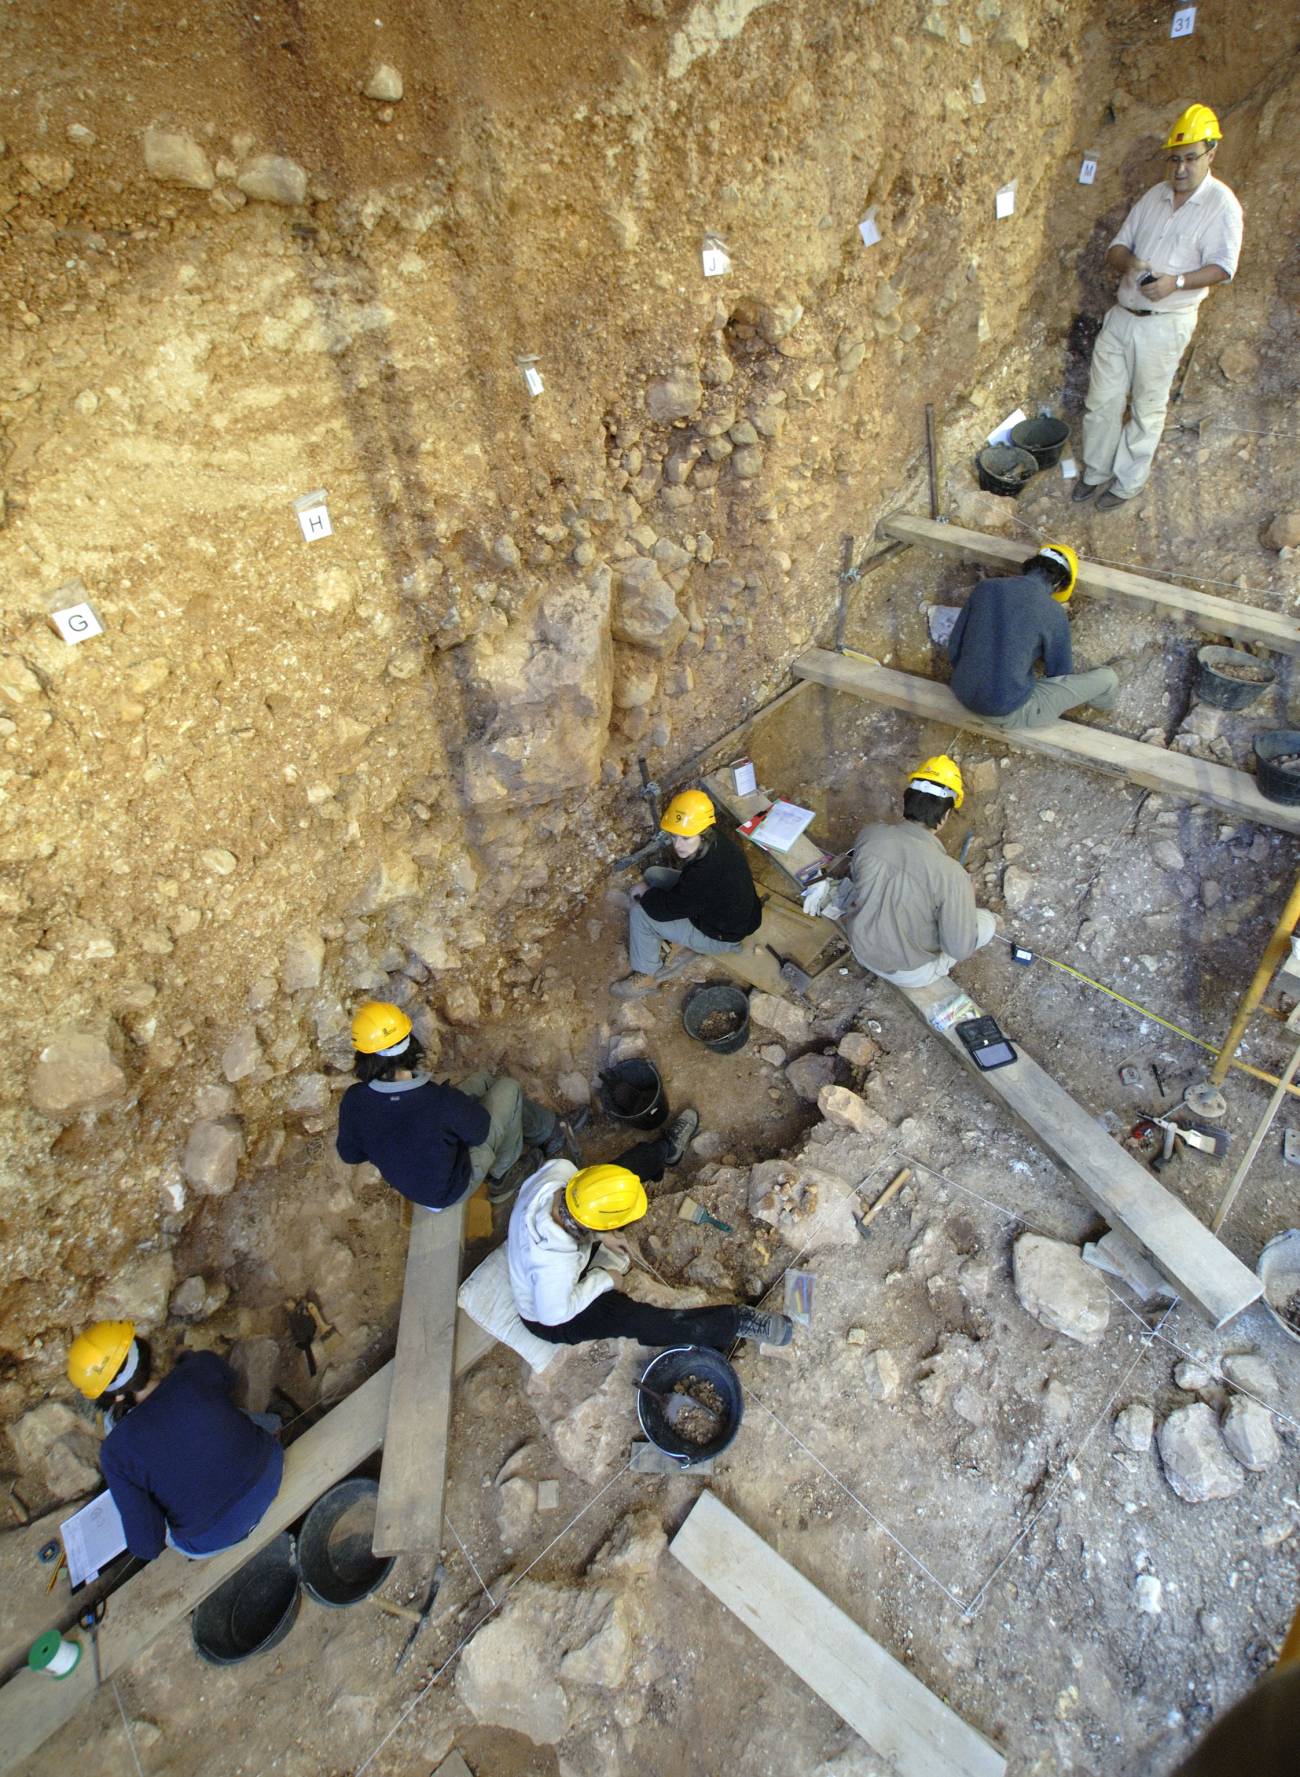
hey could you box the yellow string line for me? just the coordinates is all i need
[1031,951,1218,1053]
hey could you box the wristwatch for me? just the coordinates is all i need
[1175,273,1186,289]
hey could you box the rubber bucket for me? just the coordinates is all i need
[1254,732,1300,806]
[1194,645,1276,711]
[1258,1228,1300,1345]
[975,444,1038,497]
[636,1345,743,1469]
[191,1532,301,1666]
[682,983,751,1055]
[1010,415,1069,469]
[598,1059,668,1131]
[297,1477,394,1609]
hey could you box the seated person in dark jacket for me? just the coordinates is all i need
[612,788,762,998]
[336,1000,567,1208]
[67,1320,283,1562]
[948,542,1119,731]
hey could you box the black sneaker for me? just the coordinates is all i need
[1071,477,1100,503]
[662,1108,700,1166]
[542,1107,590,1161]
[736,1308,794,1345]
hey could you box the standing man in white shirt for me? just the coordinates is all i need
[1075,104,1243,512]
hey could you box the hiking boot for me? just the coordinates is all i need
[736,1307,794,1346]
[542,1107,590,1160]
[1095,488,1130,512]
[1071,477,1101,504]
[610,972,658,1000]
[662,1108,700,1166]
[489,1147,540,1204]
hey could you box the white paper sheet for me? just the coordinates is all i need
[61,1490,127,1588]
[987,407,1027,447]
[751,800,815,854]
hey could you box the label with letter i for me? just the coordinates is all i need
[1171,5,1195,36]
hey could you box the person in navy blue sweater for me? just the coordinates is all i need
[336,1000,570,1209]
[67,1320,283,1562]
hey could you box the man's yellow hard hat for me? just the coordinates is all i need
[67,1321,136,1400]
[908,755,965,810]
[351,1001,413,1055]
[660,789,716,838]
[1038,542,1079,604]
[565,1164,648,1231]
[1165,104,1221,149]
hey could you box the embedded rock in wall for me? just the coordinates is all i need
[28,1031,126,1117]
[610,557,687,656]
[461,581,614,806]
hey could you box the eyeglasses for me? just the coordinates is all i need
[1167,148,1211,166]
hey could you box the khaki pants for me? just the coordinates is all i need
[871,908,998,989]
[979,666,1119,730]
[1081,305,1197,499]
[456,1072,556,1184]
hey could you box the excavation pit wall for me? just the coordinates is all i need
[2,0,1299,1481]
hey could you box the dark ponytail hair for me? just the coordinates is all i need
[104,1337,154,1422]
[354,1035,425,1083]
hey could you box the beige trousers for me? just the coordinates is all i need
[1080,305,1197,499]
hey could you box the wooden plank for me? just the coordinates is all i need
[879,513,1300,656]
[374,1199,467,1556]
[792,648,1300,837]
[899,979,1262,1327]
[0,1313,494,1776]
[710,894,846,998]
[671,1492,1006,1777]
[702,771,829,891]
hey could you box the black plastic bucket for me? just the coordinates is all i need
[598,1059,668,1131]
[682,983,751,1055]
[297,1478,394,1609]
[975,444,1038,496]
[1194,645,1276,711]
[636,1345,743,1469]
[1254,731,1300,806]
[191,1532,301,1666]
[1010,415,1069,469]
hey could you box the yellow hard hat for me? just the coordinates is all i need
[660,789,716,838]
[1038,542,1079,604]
[351,1001,413,1055]
[908,755,965,810]
[1165,104,1221,149]
[565,1164,648,1231]
[67,1320,136,1399]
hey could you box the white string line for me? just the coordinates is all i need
[111,1676,147,1777]
[959,1303,1178,1622]
[443,1512,497,1607]
[353,1461,631,1777]
[744,1387,972,1614]
[1106,1288,1300,1436]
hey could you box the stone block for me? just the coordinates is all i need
[1157,1403,1245,1502]
[1013,1233,1110,1345]
[29,1031,126,1116]
[183,1117,244,1196]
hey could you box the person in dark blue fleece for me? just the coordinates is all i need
[336,1000,570,1209]
[67,1320,283,1562]
[947,543,1119,729]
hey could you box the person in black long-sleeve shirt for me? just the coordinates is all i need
[336,1000,566,1208]
[66,1321,283,1562]
[948,545,1119,729]
[612,788,761,998]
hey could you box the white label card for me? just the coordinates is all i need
[1171,5,1195,37]
[995,183,1016,219]
[523,366,544,397]
[1078,157,1098,185]
[51,602,103,644]
[857,210,881,248]
[297,503,332,541]
[1060,457,1079,479]
[702,246,730,277]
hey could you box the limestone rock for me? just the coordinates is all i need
[363,63,404,101]
[757,1043,786,1067]
[237,154,308,206]
[1174,1360,1213,1394]
[143,128,215,189]
[93,1251,176,1332]
[496,1475,538,1549]
[171,1273,230,1320]
[21,153,74,191]
[183,1118,244,1196]
[837,1031,882,1069]
[1152,839,1184,873]
[229,1336,280,1414]
[9,1404,99,1502]
[864,1348,900,1400]
[1217,343,1260,384]
[748,1158,819,1233]
[817,1084,887,1137]
[747,990,814,1048]
[786,1052,837,1102]
[283,932,325,992]
[991,5,1030,60]
[455,1579,572,1743]
[558,1595,631,1687]
[1221,1352,1279,1404]
[645,370,703,424]
[611,557,686,656]
[730,445,763,479]
[1012,1234,1111,1345]
[1157,1403,1245,1502]
[1114,1403,1154,1452]
[1002,866,1033,913]
[1220,1397,1279,1470]
[557,1071,591,1108]
[222,1024,262,1083]
[1264,511,1300,552]
[29,1031,126,1116]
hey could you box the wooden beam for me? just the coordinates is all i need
[0,1314,494,1777]
[374,1199,467,1556]
[899,978,1262,1327]
[701,770,829,893]
[879,513,1300,657]
[671,1492,1006,1777]
[792,649,1300,837]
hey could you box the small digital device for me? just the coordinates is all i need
[954,1015,1018,1071]
[1138,271,1158,287]
[1010,944,1034,966]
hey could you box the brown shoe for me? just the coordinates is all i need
[610,972,658,1000]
